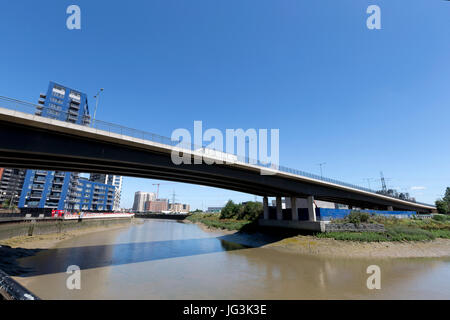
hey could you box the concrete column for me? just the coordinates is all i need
[307,196,316,222]
[263,196,269,219]
[387,206,393,211]
[291,196,298,221]
[276,196,283,220]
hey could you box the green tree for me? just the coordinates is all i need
[443,187,450,203]
[220,200,240,219]
[435,187,450,214]
[238,201,263,220]
[435,200,449,214]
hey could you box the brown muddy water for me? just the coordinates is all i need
[12,219,450,299]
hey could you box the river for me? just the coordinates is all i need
[12,219,450,299]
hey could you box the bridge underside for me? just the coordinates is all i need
[0,120,432,213]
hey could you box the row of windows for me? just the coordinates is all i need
[50,97,64,104]
[52,92,65,99]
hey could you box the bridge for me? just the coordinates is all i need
[0,96,435,229]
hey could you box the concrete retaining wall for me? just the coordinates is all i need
[325,223,385,233]
[0,218,133,241]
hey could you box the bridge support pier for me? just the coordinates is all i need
[307,196,316,222]
[276,196,283,220]
[263,196,269,219]
[291,196,298,221]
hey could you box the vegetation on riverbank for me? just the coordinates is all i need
[435,187,450,214]
[186,200,263,231]
[318,211,450,242]
[186,213,253,231]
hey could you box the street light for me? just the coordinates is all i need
[317,162,326,179]
[92,88,104,126]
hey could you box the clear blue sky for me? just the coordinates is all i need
[1,1,449,209]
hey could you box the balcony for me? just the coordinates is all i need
[39,93,47,99]
[67,115,78,123]
[68,109,79,116]
[69,103,80,110]
[36,170,47,176]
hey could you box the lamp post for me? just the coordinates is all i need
[92,88,104,126]
[317,162,326,179]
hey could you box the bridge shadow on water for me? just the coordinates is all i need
[3,228,301,277]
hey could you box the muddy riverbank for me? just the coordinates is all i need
[0,220,140,276]
[183,219,450,258]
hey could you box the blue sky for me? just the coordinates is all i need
[1,0,449,209]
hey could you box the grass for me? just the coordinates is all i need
[318,226,436,242]
[319,213,450,242]
[186,213,253,231]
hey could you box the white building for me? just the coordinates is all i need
[132,191,156,212]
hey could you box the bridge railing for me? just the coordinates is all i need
[0,95,432,207]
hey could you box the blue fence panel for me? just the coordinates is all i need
[317,208,416,221]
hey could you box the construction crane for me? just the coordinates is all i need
[371,172,392,193]
[152,182,173,200]
[152,183,160,199]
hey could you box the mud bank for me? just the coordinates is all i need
[186,220,450,259]
[0,219,139,276]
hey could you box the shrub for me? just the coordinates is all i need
[347,211,370,224]
[432,214,449,222]
[238,202,263,220]
[220,200,263,221]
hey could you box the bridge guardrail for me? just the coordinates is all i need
[0,95,432,207]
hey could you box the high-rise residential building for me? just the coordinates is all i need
[89,174,123,210]
[132,191,156,212]
[74,179,115,211]
[0,168,26,208]
[19,82,91,210]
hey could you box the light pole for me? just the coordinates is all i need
[92,88,104,126]
[317,162,326,179]
[364,178,373,190]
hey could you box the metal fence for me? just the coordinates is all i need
[0,95,431,206]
